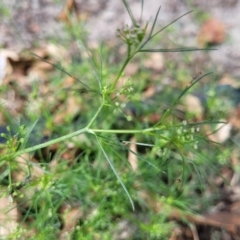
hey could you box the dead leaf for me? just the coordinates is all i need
[144,53,164,72]
[46,44,71,65]
[57,0,80,26]
[171,209,240,235]
[9,154,47,208]
[0,194,19,237]
[219,75,239,88]
[212,166,233,186]
[229,106,240,129]
[59,202,83,239]
[31,60,54,72]
[137,188,161,213]
[215,121,232,143]
[0,54,9,84]
[197,18,225,47]
[204,120,232,143]
[53,95,81,125]
[141,113,161,123]
[128,137,138,171]
[182,94,204,119]
[1,88,25,117]
[28,23,40,33]
[142,85,156,98]
[169,227,183,240]
[13,154,44,182]
[230,201,240,213]
[203,212,240,233]
[124,63,139,76]
[62,76,76,88]
[0,50,19,84]
[0,50,19,62]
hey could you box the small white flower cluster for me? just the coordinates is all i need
[113,100,132,121]
[114,79,134,121]
[115,80,134,103]
[120,79,134,95]
[176,120,200,150]
[114,101,126,109]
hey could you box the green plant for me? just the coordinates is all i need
[0,0,219,239]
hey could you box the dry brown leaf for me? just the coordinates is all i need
[171,209,240,234]
[30,47,49,59]
[124,63,139,77]
[9,154,46,207]
[0,88,25,117]
[4,45,71,86]
[28,23,40,33]
[141,113,161,124]
[3,54,33,86]
[49,148,77,169]
[138,186,240,237]
[137,189,161,213]
[169,227,183,240]
[0,50,19,62]
[203,212,240,233]
[0,56,9,80]
[0,194,19,237]
[0,50,19,84]
[230,201,240,213]
[31,60,54,72]
[46,44,71,65]
[197,18,225,47]
[142,85,156,98]
[189,223,199,240]
[144,53,164,72]
[214,121,232,143]
[204,120,231,143]
[0,54,8,84]
[228,106,240,129]
[13,154,44,182]
[27,67,49,84]
[53,95,81,125]
[62,76,76,88]
[182,94,204,119]
[59,202,83,239]
[57,0,80,26]
[128,137,138,171]
[212,167,233,187]
[219,74,239,88]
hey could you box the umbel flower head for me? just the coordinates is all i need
[117,23,146,47]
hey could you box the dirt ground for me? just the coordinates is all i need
[1,0,240,77]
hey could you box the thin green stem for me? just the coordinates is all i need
[111,55,133,90]
[127,44,131,58]
[11,127,88,158]
[8,162,12,186]
[3,103,164,161]
[89,126,164,134]
[86,102,105,128]
[95,134,135,210]
[5,126,163,160]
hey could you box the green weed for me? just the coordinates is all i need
[0,1,223,239]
